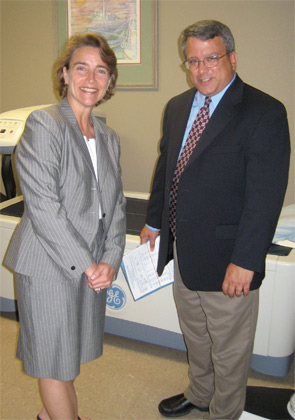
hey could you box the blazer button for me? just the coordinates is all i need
[71,266,76,270]
[102,213,106,218]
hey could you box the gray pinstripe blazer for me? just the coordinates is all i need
[5,97,126,280]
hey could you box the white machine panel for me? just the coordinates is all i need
[253,252,295,357]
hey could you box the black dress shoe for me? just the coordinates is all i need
[158,393,208,417]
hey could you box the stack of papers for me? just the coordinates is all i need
[122,236,174,301]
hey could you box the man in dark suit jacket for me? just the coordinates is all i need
[140,20,290,419]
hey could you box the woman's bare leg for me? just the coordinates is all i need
[38,378,78,420]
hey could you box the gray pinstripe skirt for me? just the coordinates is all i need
[15,228,107,381]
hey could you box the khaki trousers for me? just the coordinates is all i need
[173,243,259,419]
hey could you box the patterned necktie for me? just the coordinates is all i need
[169,96,211,238]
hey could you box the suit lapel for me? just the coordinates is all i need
[185,75,244,169]
[93,117,109,191]
[59,98,110,191]
[58,98,97,178]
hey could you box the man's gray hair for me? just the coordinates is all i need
[181,20,235,59]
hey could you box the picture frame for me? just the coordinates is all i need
[57,0,158,90]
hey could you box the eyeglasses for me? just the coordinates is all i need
[183,53,229,70]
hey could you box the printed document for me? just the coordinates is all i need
[122,236,174,300]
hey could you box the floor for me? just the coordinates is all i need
[1,313,294,420]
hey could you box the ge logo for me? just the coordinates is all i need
[106,284,126,310]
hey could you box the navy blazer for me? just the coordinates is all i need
[146,75,290,291]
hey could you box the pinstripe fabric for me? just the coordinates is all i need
[5,97,126,277]
[15,226,106,381]
[5,98,126,380]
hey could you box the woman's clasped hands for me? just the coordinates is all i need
[85,262,115,293]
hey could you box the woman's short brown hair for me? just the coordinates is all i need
[55,32,118,106]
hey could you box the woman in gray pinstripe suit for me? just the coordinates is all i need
[5,33,126,420]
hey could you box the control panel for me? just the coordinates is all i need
[0,119,25,152]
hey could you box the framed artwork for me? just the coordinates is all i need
[57,0,158,89]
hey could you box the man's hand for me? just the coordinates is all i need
[140,226,159,251]
[222,263,254,298]
[85,262,115,293]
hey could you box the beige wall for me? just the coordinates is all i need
[1,0,294,205]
